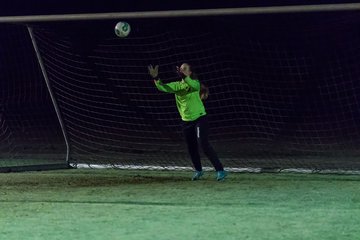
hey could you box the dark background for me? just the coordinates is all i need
[2,1,360,170]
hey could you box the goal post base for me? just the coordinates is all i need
[0,163,73,173]
[74,164,360,175]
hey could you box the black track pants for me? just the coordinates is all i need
[182,116,224,172]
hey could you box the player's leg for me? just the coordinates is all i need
[183,123,203,180]
[196,116,227,180]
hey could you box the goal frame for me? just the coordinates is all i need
[1,3,360,173]
[0,3,359,22]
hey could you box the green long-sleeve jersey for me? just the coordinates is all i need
[154,76,206,121]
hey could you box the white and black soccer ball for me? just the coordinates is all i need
[115,21,131,38]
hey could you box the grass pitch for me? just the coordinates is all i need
[0,169,360,240]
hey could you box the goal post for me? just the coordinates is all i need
[27,27,70,164]
[0,3,360,22]
[0,24,68,172]
[2,4,360,172]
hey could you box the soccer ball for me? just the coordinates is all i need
[115,21,131,38]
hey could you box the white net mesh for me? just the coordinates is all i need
[0,24,66,170]
[2,12,360,171]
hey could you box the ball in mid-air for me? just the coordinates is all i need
[115,21,131,38]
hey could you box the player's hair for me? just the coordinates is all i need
[185,64,198,80]
[200,83,209,101]
[190,72,198,80]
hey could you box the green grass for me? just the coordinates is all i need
[0,169,360,240]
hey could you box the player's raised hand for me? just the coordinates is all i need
[148,64,159,79]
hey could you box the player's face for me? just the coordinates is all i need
[180,63,192,76]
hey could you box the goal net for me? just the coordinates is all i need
[1,8,360,172]
[0,24,66,171]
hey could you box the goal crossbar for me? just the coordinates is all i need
[0,3,360,23]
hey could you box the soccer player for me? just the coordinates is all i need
[148,63,227,181]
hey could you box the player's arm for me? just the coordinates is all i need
[183,76,200,91]
[176,66,200,91]
[148,64,183,93]
[154,80,182,93]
